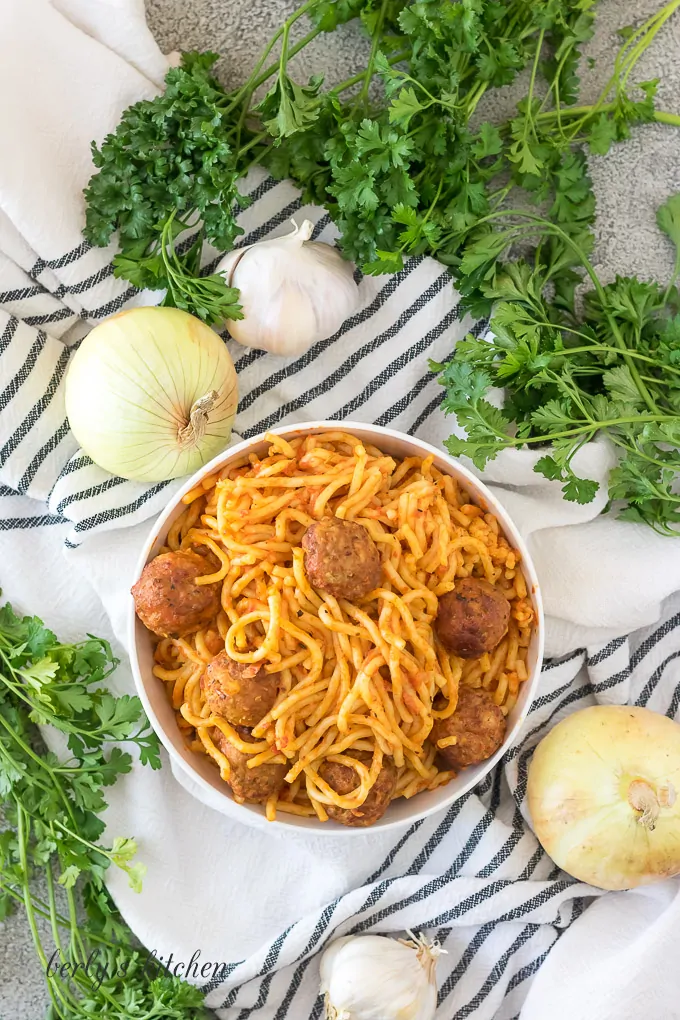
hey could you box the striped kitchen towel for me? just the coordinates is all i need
[189,606,680,1020]
[3,0,680,650]
[0,165,478,549]
[5,163,680,649]
[2,4,680,1020]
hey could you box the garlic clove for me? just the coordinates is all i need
[217,245,249,285]
[319,936,353,994]
[228,271,320,356]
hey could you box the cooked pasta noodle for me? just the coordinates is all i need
[149,431,535,822]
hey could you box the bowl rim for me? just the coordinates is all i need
[127,420,545,835]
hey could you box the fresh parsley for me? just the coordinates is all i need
[435,212,680,533]
[83,0,680,531]
[0,597,210,1018]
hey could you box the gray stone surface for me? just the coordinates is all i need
[2,2,680,1018]
[0,874,57,1020]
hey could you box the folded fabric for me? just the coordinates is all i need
[2,4,680,649]
[520,878,680,1020]
[2,3,680,1020]
[4,502,679,1019]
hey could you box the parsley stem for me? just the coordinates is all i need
[465,81,488,118]
[0,877,71,930]
[328,50,408,96]
[488,184,512,211]
[520,330,680,378]
[45,864,66,957]
[227,30,284,109]
[554,0,680,142]
[479,210,661,414]
[0,739,53,798]
[356,0,389,108]
[564,433,593,469]
[239,130,269,155]
[513,414,680,445]
[534,102,614,121]
[423,177,444,223]
[639,373,676,387]
[620,0,680,89]
[66,884,87,965]
[609,435,680,484]
[225,0,321,110]
[524,29,545,145]
[0,711,79,830]
[536,45,571,118]
[279,17,293,79]
[16,806,49,973]
[255,26,321,92]
[535,105,680,128]
[0,877,123,951]
[52,819,112,859]
[544,368,591,419]
[655,110,680,126]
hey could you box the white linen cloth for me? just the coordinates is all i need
[1,2,680,1018]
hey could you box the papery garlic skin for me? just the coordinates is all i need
[320,934,439,1020]
[217,219,358,356]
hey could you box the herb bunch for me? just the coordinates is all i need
[0,598,209,1018]
[83,0,680,532]
[84,0,680,319]
[435,195,680,533]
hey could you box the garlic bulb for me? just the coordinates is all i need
[217,219,359,356]
[320,933,442,1020]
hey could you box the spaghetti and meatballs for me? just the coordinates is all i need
[133,430,535,826]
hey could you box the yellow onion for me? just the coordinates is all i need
[65,307,238,481]
[528,705,680,890]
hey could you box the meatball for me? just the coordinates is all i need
[435,577,510,658]
[212,726,286,803]
[431,685,506,770]
[302,517,381,600]
[131,550,220,638]
[319,750,397,827]
[202,650,279,727]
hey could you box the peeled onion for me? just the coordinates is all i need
[65,307,238,481]
[528,705,680,890]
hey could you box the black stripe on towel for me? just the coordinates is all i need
[243,269,450,438]
[0,347,70,466]
[17,419,71,493]
[329,304,460,420]
[65,481,170,542]
[0,514,67,529]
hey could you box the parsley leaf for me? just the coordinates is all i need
[388,87,425,129]
[472,123,503,159]
[258,73,325,138]
[657,193,680,287]
[563,474,600,504]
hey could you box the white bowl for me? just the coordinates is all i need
[128,421,544,834]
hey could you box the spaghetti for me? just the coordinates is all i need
[149,431,535,823]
